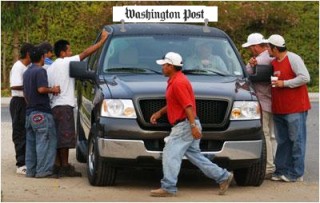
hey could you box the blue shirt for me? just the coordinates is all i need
[23,64,52,115]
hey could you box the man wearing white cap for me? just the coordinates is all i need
[267,34,311,182]
[149,52,233,197]
[242,33,276,179]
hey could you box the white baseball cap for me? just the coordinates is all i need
[242,33,269,48]
[267,34,286,47]
[156,52,183,67]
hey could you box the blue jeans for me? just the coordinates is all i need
[161,119,229,193]
[25,111,57,177]
[273,112,308,180]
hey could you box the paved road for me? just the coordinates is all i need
[1,100,319,201]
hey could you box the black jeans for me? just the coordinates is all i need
[9,97,26,167]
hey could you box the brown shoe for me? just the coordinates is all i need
[219,172,233,195]
[150,188,175,197]
[36,173,59,179]
[60,164,82,177]
[265,173,273,180]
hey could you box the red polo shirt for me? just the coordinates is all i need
[166,71,197,125]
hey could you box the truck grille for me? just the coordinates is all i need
[144,139,224,151]
[138,99,229,128]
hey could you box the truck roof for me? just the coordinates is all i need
[106,23,228,38]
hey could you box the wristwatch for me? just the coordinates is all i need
[190,123,196,128]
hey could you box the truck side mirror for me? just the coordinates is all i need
[70,61,96,81]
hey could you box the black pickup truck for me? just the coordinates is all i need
[70,23,266,187]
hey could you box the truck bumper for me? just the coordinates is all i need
[97,138,262,160]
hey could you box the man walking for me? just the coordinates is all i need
[47,30,109,177]
[23,46,60,178]
[150,52,233,197]
[242,33,276,178]
[267,34,311,182]
[9,43,34,174]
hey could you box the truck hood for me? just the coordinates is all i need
[101,74,256,101]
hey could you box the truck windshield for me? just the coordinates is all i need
[102,36,243,77]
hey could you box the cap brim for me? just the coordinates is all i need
[156,59,183,66]
[241,42,252,48]
[156,59,167,65]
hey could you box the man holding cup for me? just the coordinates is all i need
[267,34,311,182]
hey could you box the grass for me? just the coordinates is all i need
[1,89,11,97]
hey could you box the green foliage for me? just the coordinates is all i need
[1,1,319,97]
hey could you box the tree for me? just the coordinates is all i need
[1,2,37,90]
[1,1,318,93]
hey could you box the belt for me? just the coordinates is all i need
[173,118,187,126]
[12,96,25,99]
[173,117,198,126]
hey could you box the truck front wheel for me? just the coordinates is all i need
[233,136,266,186]
[87,124,117,186]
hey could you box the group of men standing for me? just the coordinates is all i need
[9,30,109,178]
[242,33,311,182]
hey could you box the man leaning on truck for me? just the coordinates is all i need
[47,30,109,177]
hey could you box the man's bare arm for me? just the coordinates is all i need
[37,86,60,95]
[79,30,109,61]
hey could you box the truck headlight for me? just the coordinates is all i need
[101,99,137,118]
[230,101,260,120]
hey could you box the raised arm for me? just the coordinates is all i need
[79,30,109,61]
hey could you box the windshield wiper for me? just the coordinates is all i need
[183,69,228,76]
[106,67,162,74]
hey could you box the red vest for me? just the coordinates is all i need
[271,56,310,114]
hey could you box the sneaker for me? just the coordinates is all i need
[150,188,175,197]
[60,164,82,177]
[296,176,304,182]
[271,174,282,181]
[281,175,304,182]
[16,165,27,175]
[280,175,290,182]
[280,175,304,182]
[219,172,233,195]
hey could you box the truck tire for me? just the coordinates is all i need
[87,124,117,186]
[76,114,87,163]
[233,136,266,186]
[76,144,87,163]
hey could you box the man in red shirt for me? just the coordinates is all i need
[150,52,233,197]
[267,34,311,182]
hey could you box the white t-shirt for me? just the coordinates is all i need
[10,60,27,97]
[47,55,80,108]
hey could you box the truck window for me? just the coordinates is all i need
[102,36,243,76]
